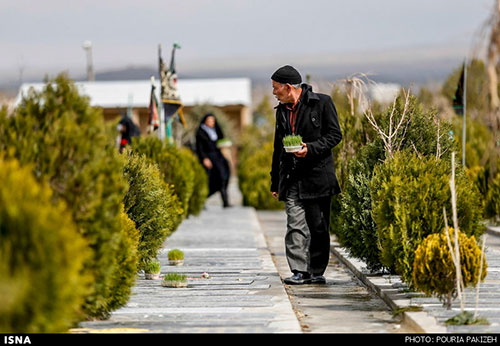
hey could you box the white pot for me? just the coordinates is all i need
[284,145,302,153]
[161,280,188,288]
[169,260,184,266]
[145,272,160,280]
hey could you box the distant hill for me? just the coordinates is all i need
[1,46,465,98]
[91,66,158,81]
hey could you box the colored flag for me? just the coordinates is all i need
[452,63,465,116]
[159,43,187,127]
[148,83,159,132]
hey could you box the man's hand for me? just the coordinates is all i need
[294,142,308,158]
[271,191,279,199]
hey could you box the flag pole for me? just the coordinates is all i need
[158,44,165,141]
[149,76,156,134]
[462,58,467,167]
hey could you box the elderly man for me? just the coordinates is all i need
[270,65,342,285]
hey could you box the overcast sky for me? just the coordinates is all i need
[0,0,495,82]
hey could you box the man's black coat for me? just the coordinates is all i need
[270,83,342,201]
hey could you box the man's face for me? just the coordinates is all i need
[272,81,291,103]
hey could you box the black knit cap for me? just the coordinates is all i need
[271,65,302,84]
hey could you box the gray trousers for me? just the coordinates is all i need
[284,182,331,275]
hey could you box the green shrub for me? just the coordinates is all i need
[106,210,140,312]
[329,86,381,252]
[486,171,500,221]
[333,95,457,273]
[330,84,382,190]
[452,116,494,170]
[131,136,206,219]
[0,74,132,319]
[413,227,487,308]
[370,151,484,284]
[467,165,489,206]
[0,158,91,332]
[122,151,184,268]
[180,147,208,216]
[334,141,385,271]
[238,141,284,210]
[378,95,456,160]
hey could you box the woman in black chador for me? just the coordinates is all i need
[195,113,231,208]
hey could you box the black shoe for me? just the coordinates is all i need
[311,275,326,284]
[284,272,311,285]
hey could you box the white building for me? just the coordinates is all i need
[15,78,252,135]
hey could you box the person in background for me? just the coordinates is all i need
[195,113,231,208]
[269,65,342,285]
[118,114,140,153]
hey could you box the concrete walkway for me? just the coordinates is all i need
[77,179,301,333]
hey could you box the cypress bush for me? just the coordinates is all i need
[333,95,457,273]
[0,74,133,319]
[413,227,487,308]
[335,141,385,271]
[122,151,184,268]
[486,171,500,220]
[106,210,140,312]
[370,151,484,284]
[131,135,207,219]
[0,158,91,332]
[181,147,208,216]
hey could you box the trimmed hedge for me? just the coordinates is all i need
[106,210,140,312]
[0,158,91,332]
[122,151,184,268]
[0,74,134,319]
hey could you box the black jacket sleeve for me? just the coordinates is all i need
[196,130,209,161]
[270,115,282,193]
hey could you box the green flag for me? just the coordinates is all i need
[452,63,465,116]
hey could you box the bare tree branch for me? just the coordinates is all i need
[363,88,411,159]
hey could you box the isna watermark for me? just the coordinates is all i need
[3,336,31,345]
